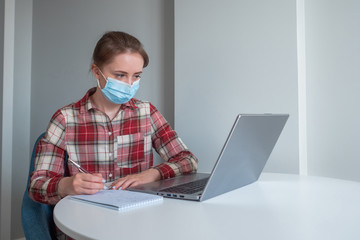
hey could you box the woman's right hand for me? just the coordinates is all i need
[57,173,105,198]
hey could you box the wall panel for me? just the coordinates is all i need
[175,0,299,173]
[306,0,360,181]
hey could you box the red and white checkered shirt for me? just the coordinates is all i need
[29,88,198,204]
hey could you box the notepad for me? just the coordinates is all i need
[70,190,163,211]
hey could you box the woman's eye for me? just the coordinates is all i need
[116,74,125,78]
[134,75,141,79]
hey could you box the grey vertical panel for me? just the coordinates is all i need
[12,0,32,238]
[175,0,299,173]
[1,0,14,239]
[25,0,173,238]
[0,0,4,169]
[31,0,174,152]
[0,0,4,220]
[306,0,360,181]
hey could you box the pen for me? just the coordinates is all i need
[68,158,91,174]
[68,158,110,189]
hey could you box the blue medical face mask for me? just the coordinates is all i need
[97,70,140,104]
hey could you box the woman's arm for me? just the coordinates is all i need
[149,103,198,179]
[28,109,105,204]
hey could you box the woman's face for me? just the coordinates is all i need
[94,52,144,87]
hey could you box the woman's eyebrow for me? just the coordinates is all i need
[112,70,142,74]
[113,70,127,74]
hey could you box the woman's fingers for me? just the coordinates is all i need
[112,169,161,190]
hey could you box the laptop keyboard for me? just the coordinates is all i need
[160,178,209,194]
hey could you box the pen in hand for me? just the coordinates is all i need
[68,158,110,189]
[68,158,91,174]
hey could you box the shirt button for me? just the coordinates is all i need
[109,153,113,157]
[109,173,113,178]
[108,132,112,136]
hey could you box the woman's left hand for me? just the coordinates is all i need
[111,168,161,190]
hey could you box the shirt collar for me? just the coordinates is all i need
[121,98,138,110]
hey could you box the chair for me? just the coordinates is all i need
[21,133,68,240]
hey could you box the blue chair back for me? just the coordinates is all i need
[21,133,68,240]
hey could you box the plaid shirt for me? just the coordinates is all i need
[29,88,198,204]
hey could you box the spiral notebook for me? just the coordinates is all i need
[70,190,163,211]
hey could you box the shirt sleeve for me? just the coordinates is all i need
[28,109,67,205]
[149,104,198,179]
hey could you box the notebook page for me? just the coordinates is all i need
[70,190,163,211]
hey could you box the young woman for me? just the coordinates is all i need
[29,31,198,205]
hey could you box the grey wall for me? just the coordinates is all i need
[18,0,172,238]
[174,0,299,173]
[306,0,360,181]
[5,0,360,239]
[31,0,174,144]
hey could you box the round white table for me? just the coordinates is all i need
[54,173,360,240]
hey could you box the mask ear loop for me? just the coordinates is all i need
[96,67,107,90]
[96,79,102,89]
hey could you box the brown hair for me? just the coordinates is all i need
[92,31,149,68]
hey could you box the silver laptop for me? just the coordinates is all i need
[129,114,289,201]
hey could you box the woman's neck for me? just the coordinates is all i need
[90,88,122,120]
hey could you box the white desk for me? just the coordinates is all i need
[54,173,360,240]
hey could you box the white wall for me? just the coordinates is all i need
[306,0,360,181]
[174,0,299,173]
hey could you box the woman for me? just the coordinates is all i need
[29,31,198,205]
